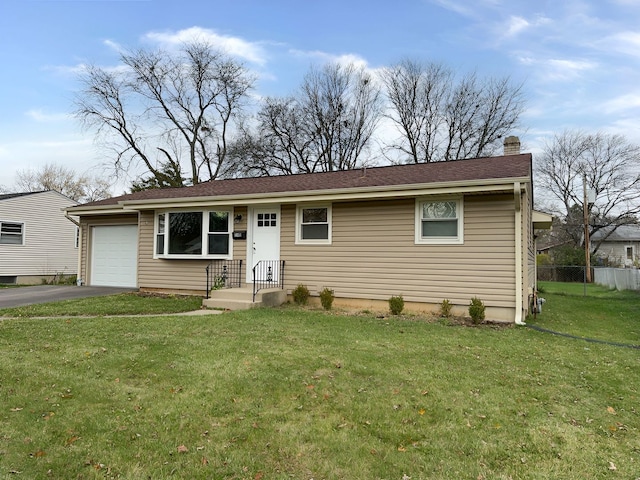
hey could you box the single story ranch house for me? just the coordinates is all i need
[66,141,551,323]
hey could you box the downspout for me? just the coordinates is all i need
[514,183,524,325]
[65,214,83,286]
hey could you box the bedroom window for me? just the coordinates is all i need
[155,210,231,259]
[296,205,331,244]
[0,221,24,245]
[415,198,463,245]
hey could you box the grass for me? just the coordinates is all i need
[533,281,640,345]
[1,299,639,479]
[0,293,203,318]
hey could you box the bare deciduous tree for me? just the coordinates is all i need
[75,41,254,188]
[15,163,111,203]
[536,130,640,253]
[231,62,382,176]
[381,59,525,163]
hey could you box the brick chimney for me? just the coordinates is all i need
[503,136,521,155]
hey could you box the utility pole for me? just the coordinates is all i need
[583,173,591,283]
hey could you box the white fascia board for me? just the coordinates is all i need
[64,205,130,216]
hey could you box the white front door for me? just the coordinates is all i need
[248,206,281,282]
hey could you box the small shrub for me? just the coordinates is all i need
[440,299,452,318]
[389,295,404,315]
[292,284,310,305]
[469,297,485,324]
[211,275,226,291]
[319,287,335,310]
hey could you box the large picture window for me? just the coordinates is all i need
[415,198,463,244]
[0,221,24,245]
[296,205,331,244]
[155,210,231,258]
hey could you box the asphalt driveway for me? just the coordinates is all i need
[0,285,137,308]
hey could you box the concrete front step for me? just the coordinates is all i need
[203,287,287,311]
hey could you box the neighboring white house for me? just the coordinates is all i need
[591,224,640,268]
[0,191,78,284]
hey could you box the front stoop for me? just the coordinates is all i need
[202,287,287,311]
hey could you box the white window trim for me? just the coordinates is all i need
[153,209,233,260]
[415,197,464,245]
[295,204,332,245]
[625,245,634,261]
[0,220,25,246]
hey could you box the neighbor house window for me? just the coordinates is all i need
[0,221,24,245]
[415,198,463,245]
[296,205,331,244]
[155,210,231,258]
[626,246,634,261]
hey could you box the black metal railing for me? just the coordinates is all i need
[252,260,285,301]
[206,260,243,298]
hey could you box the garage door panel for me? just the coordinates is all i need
[91,225,138,287]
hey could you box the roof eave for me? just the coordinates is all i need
[119,176,531,211]
[66,175,531,215]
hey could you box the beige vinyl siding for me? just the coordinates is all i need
[137,207,247,292]
[0,191,78,278]
[79,214,139,285]
[281,194,516,308]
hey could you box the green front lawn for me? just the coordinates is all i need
[1,298,638,479]
[0,293,203,318]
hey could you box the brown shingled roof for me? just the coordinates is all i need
[79,153,532,208]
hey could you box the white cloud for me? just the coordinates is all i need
[143,26,268,65]
[599,31,640,58]
[429,0,478,18]
[25,109,71,123]
[289,49,370,69]
[517,55,597,81]
[604,118,640,145]
[103,39,125,54]
[602,93,640,114]
[505,16,530,37]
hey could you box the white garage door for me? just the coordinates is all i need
[91,225,138,287]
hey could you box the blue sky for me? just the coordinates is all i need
[1,0,639,193]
